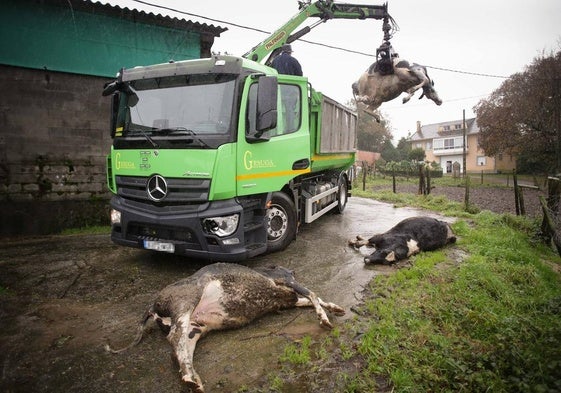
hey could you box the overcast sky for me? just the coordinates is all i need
[102,0,561,143]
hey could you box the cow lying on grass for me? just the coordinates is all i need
[106,262,344,393]
[349,216,456,264]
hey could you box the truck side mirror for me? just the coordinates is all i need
[256,76,278,132]
[110,92,119,138]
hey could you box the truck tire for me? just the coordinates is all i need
[266,192,297,253]
[335,174,348,214]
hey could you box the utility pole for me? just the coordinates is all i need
[555,78,561,174]
[463,109,470,210]
[462,110,467,177]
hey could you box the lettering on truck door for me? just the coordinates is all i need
[237,81,310,195]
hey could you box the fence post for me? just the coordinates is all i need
[519,186,526,216]
[547,176,561,213]
[464,175,470,211]
[513,170,520,215]
[418,163,426,195]
[541,177,561,254]
[392,170,396,193]
[362,160,367,191]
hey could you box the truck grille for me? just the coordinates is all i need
[116,175,210,205]
[129,224,201,248]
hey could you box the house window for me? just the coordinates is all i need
[415,142,422,149]
[477,156,487,166]
[425,141,432,150]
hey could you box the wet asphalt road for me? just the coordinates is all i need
[0,197,449,393]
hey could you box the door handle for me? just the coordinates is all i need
[292,158,310,170]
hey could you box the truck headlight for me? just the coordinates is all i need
[202,214,239,237]
[110,209,121,225]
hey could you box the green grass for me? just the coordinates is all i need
[280,335,313,365]
[342,187,561,392]
[364,172,545,189]
[350,213,561,392]
[276,181,561,393]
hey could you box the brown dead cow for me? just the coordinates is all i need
[106,262,345,393]
[352,58,442,121]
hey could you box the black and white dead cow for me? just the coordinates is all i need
[352,58,442,121]
[349,216,456,264]
[106,262,345,393]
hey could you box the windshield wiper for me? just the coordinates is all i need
[154,127,210,148]
[128,128,159,148]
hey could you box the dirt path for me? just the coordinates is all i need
[0,198,452,393]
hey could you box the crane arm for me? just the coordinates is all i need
[243,1,390,64]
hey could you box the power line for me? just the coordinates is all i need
[130,0,511,80]
[425,65,509,79]
[382,94,491,110]
[131,0,270,34]
[131,0,374,55]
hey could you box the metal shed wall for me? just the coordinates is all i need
[0,0,201,77]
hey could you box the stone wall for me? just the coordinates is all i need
[0,65,114,236]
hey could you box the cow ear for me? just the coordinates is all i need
[385,251,396,262]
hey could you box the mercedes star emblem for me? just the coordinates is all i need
[146,174,168,201]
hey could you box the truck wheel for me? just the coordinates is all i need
[266,192,297,253]
[335,175,348,214]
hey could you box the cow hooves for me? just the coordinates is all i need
[332,307,346,316]
[320,319,333,329]
[183,380,204,393]
[349,235,367,248]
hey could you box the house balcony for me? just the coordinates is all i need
[432,147,465,156]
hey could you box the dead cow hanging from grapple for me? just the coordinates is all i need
[352,58,443,121]
[351,14,442,121]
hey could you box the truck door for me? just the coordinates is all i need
[236,78,310,196]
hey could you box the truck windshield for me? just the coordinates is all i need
[116,74,236,148]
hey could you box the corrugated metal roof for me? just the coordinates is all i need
[41,0,228,36]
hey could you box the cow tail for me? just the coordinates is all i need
[104,306,154,354]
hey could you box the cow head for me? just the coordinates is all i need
[419,80,442,106]
[364,249,396,265]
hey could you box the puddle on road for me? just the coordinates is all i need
[247,197,451,315]
[184,198,453,392]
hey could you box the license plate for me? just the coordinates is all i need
[143,240,175,253]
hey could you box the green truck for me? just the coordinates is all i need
[103,1,390,261]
